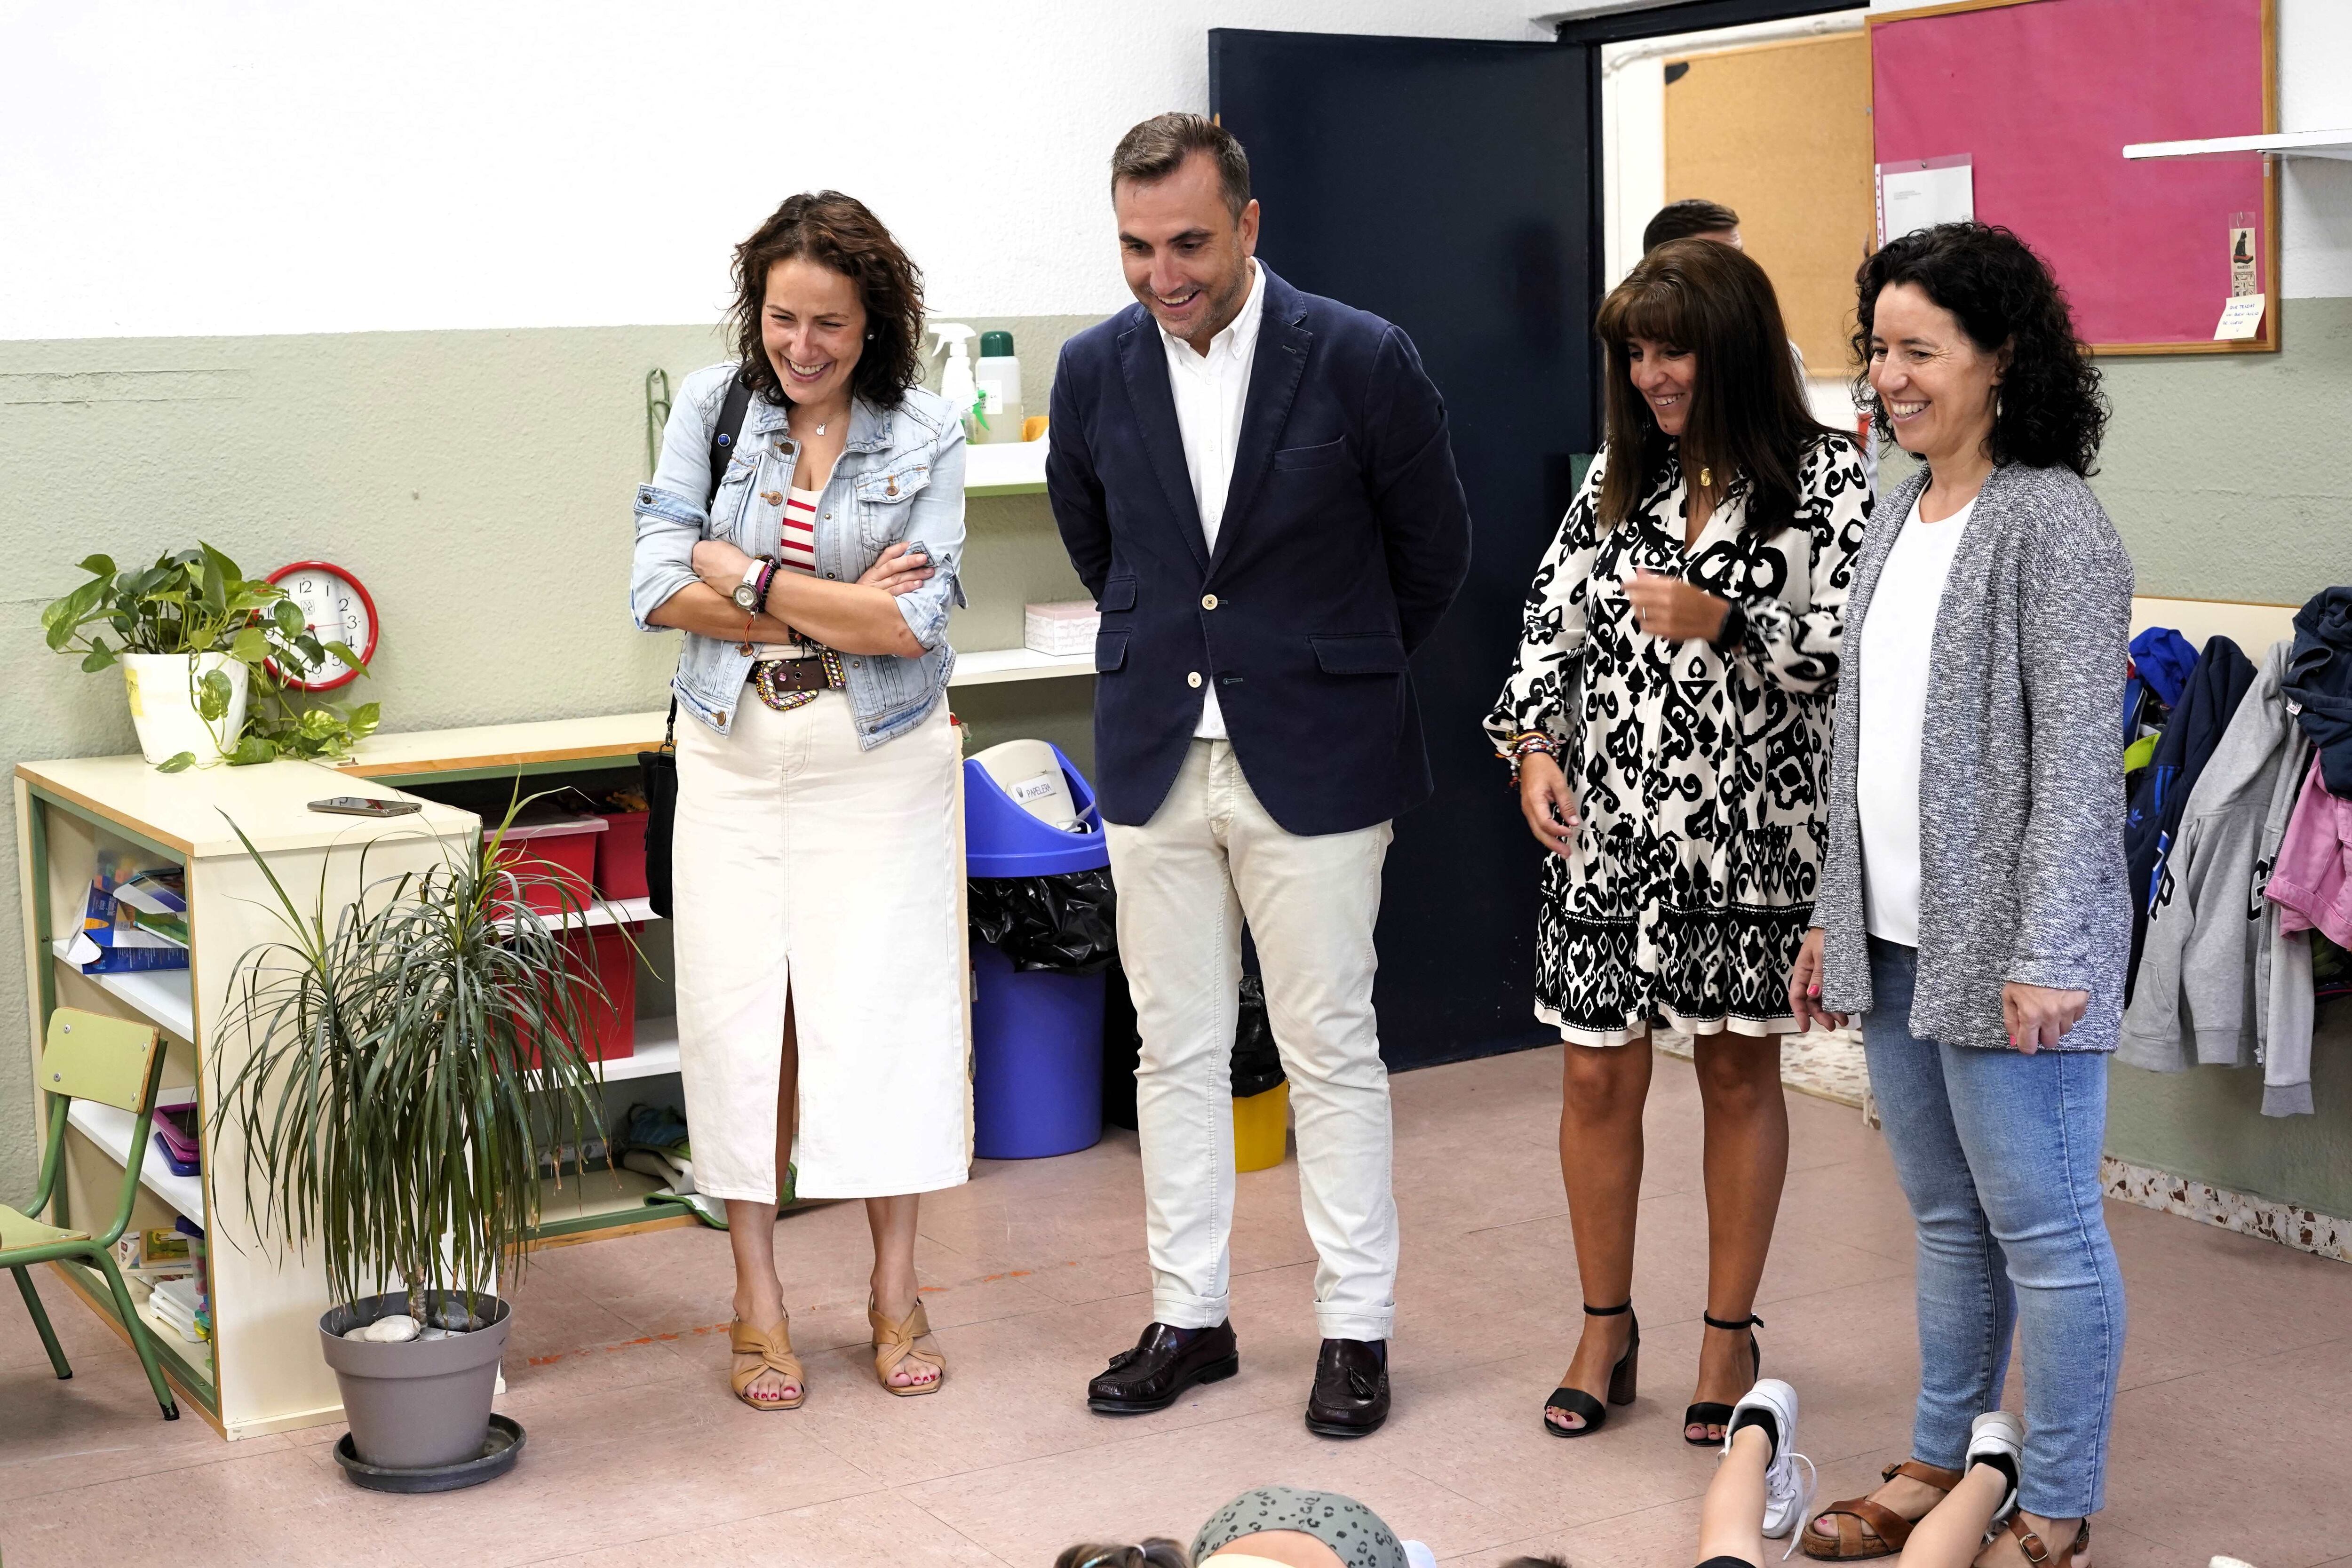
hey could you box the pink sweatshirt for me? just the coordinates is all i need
[2266,756,2352,948]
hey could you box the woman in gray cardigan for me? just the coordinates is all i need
[1788,225,2127,1568]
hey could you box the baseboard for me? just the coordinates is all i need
[2101,1155,2352,1263]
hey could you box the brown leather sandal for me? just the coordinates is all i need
[1800,1460,1966,1560]
[728,1317,806,1410]
[869,1295,946,1397]
[2002,1516,2090,1568]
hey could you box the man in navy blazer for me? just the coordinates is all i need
[1049,113,1470,1438]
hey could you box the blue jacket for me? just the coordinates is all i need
[2125,633,2256,991]
[2286,585,2352,795]
[631,366,966,746]
[1045,266,1472,836]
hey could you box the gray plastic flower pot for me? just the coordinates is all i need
[318,1291,512,1472]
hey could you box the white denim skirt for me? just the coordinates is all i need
[671,690,969,1202]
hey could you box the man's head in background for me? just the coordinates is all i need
[1644,198,1742,254]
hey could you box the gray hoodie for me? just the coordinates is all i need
[2119,637,2317,1113]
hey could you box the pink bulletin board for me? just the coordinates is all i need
[1869,0,2279,354]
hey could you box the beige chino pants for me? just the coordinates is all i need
[1106,739,1398,1342]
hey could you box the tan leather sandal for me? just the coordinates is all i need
[1800,1460,1966,1560]
[728,1317,806,1411]
[2001,1516,2090,1568]
[868,1294,946,1397]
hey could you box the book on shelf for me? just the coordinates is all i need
[110,868,188,917]
[114,1226,192,1271]
[65,879,190,974]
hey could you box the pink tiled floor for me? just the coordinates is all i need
[4,1048,2350,1567]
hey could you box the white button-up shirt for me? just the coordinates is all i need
[1160,260,1266,740]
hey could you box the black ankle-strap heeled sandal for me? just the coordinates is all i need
[1684,1310,1764,1447]
[1543,1301,1639,1439]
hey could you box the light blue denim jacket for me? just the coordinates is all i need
[631,363,965,745]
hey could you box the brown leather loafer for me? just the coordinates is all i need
[1087,1321,1240,1415]
[1305,1337,1390,1437]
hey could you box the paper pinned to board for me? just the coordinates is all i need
[1876,155,1975,246]
[2214,294,2266,340]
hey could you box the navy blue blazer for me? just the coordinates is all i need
[1046,266,1472,836]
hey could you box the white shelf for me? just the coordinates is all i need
[496,896,660,933]
[950,646,1094,686]
[2124,129,2352,161]
[66,1098,205,1219]
[962,438,1049,496]
[51,941,195,1041]
[533,1015,680,1088]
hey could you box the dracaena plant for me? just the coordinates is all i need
[212,804,614,1325]
[40,543,379,770]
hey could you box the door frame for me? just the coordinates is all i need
[1553,0,1859,444]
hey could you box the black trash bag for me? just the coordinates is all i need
[1232,975,1286,1098]
[967,869,1118,974]
[1101,962,1141,1130]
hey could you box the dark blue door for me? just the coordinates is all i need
[1210,29,1595,1069]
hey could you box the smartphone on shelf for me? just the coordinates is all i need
[307,796,421,818]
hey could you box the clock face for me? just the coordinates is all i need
[265,561,379,692]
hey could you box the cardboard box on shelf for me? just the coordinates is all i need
[1025,601,1100,657]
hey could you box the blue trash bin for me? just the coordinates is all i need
[966,742,1107,1160]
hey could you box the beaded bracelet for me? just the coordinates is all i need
[1502,731,1557,787]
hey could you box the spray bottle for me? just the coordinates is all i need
[930,324,982,442]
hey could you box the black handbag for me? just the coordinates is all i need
[637,699,680,918]
[637,368,755,918]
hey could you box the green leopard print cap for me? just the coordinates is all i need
[1192,1486,1406,1568]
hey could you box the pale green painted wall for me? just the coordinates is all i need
[1872,297,2352,1221]
[2090,300,2352,1220]
[0,317,1096,1205]
[4,302,2348,1220]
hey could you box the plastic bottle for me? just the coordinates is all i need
[932,324,981,441]
[975,330,1025,443]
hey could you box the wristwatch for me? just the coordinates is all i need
[731,558,767,613]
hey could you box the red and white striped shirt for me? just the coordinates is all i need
[753,486,824,658]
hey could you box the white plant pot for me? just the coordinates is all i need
[121,652,249,768]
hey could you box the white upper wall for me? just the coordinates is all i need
[0,0,1548,341]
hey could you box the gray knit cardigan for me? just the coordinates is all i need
[1815,462,2136,1051]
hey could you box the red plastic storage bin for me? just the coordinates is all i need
[524,922,638,1066]
[594,811,651,901]
[487,815,604,915]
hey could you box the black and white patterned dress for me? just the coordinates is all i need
[1486,435,1870,1047]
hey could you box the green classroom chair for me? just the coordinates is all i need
[3,1006,181,1420]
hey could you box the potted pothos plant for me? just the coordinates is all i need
[41,543,379,771]
[213,805,612,1485]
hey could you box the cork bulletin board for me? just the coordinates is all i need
[1664,32,1876,374]
[1869,0,2279,355]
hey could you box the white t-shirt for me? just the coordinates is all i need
[1857,489,1976,946]
[1160,261,1267,740]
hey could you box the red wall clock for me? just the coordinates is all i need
[264,560,379,692]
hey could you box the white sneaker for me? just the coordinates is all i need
[1724,1377,1816,1542]
[1967,1410,2025,1528]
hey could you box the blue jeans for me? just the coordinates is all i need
[1861,939,2126,1518]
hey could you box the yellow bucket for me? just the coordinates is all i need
[1232,1081,1290,1172]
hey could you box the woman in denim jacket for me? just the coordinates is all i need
[630,191,967,1412]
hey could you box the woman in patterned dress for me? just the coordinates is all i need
[1486,239,1869,1445]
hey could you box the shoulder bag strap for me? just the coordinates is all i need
[705,366,754,513]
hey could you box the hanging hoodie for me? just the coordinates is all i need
[2267,754,2352,949]
[2121,639,2311,1095]
[2284,586,2352,796]
[2123,634,2258,998]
